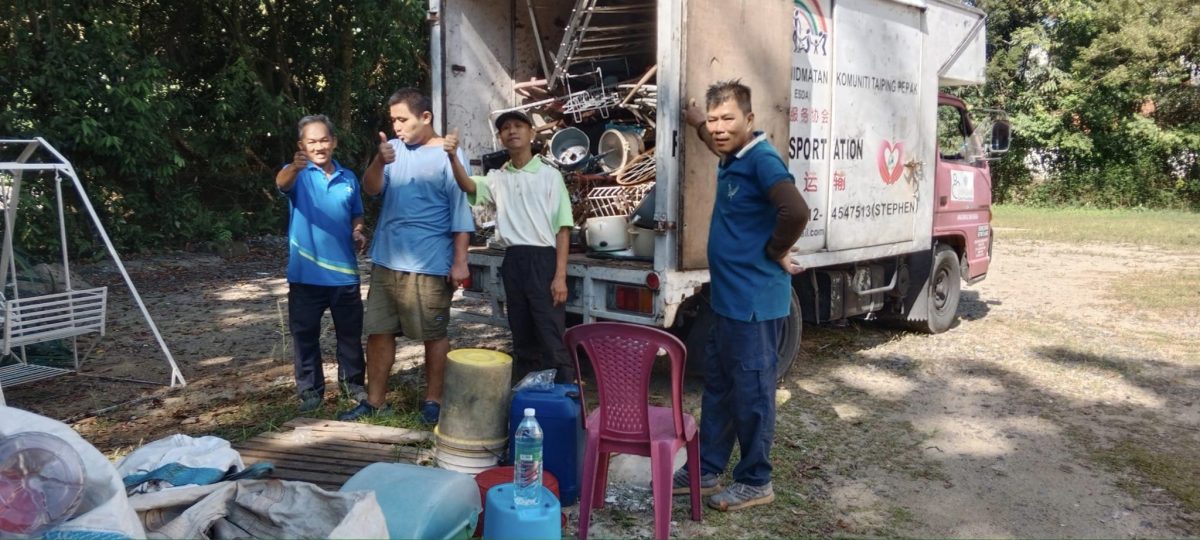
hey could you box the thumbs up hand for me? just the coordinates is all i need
[291,150,308,170]
[378,132,396,165]
[443,128,460,156]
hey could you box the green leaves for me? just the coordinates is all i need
[1,0,429,256]
[975,0,1200,208]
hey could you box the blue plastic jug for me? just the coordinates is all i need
[508,384,584,506]
[340,463,481,540]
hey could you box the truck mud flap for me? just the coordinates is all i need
[900,248,934,323]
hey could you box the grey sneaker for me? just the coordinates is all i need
[672,467,720,495]
[708,481,775,512]
[298,390,323,413]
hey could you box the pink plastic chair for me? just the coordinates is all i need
[564,322,702,540]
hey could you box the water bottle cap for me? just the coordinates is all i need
[524,408,535,416]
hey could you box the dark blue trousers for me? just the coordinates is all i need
[698,313,783,487]
[288,282,365,397]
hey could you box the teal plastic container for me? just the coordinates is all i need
[482,483,560,540]
[508,384,584,506]
[341,463,481,540]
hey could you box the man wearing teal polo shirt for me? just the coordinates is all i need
[276,114,367,412]
[672,81,810,512]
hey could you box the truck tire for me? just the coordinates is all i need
[684,289,803,382]
[922,245,961,333]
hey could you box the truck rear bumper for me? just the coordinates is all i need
[459,248,706,328]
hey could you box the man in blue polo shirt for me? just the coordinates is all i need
[672,81,810,511]
[276,114,367,412]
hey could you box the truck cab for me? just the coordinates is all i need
[934,92,999,284]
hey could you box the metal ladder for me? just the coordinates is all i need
[548,0,655,90]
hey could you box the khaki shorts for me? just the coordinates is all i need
[363,265,452,341]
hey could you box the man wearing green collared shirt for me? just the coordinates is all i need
[445,111,576,383]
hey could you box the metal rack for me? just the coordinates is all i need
[585,182,654,218]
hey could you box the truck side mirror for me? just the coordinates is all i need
[989,121,1011,154]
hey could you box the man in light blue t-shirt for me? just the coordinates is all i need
[339,89,474,425]
[276,114,367,413]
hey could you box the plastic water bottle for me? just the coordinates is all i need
[513,407,544,507]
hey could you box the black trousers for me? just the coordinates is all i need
[288,282,365,397]
[501,245,575,384]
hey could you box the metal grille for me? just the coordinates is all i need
[585,182,654,218]
[614,148,655,185]
[0,363,72,387]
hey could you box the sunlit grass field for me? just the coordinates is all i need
[992,205,1200,250]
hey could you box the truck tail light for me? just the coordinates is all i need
[613,285,653,314]
[645,272,660,291]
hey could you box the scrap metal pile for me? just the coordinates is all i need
[489,64,659,228]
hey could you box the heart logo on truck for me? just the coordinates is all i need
[877,140,905,185]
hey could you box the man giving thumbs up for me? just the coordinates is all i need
[339,89,474,426]
[275,114,367,413]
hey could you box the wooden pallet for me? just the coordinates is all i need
[233,418,435,490]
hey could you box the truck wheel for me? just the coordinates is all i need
[682,295,715,377]
[684,289,803,382]
[924,245,961,333]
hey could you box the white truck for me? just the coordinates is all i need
[432,0,1009,377]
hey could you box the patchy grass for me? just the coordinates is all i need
[1109,269,1200,319]
[207,385,306,443]
[702,366,946,538]
[1093,439,1200,513]
[207,370,433,443]
[992,205,1200,249]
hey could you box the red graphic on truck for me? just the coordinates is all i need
[877,140,905,185]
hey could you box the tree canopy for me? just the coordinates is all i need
[1,0,427,256]
[975,0,1200,208]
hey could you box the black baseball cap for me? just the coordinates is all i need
[493,110,533,130]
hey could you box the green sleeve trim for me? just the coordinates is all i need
[468,175,491,206]
[553,176,574,229]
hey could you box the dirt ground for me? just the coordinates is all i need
[5,232,1199,538]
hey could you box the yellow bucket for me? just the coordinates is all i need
[440,349,513,441]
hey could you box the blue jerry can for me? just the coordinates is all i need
[508,384,584,506]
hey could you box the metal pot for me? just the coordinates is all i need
[549,127,591,170]
[584,216,630,252]
[598,129,644,172]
